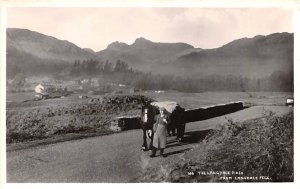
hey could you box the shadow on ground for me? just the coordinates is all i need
[163,129,213,157]
[183,129,213,143]
[164,148,192,157]
[166,129,213,148]
[161,106,250,157]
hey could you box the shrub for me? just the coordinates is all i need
[141,111,294,182]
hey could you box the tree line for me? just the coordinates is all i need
[70,59,292,92]
[106,70,293,92]
[70,59,133,76]
[7,57,293,92]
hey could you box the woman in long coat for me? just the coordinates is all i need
[151,107,168,157]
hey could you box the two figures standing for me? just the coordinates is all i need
[150,107,168,158]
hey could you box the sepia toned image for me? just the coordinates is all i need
[3,4,294,183]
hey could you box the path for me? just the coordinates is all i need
[6,106,292,182]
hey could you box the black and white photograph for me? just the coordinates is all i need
[0,0,298,185]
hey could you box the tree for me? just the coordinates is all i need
[12,73,26,88]
[104,60,112,73]
[86,59,97,75]
[114,60,129,73]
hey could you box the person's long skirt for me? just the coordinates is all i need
[153,124,167,149]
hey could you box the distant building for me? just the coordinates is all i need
[155,90,165,94]
[130,87,139,93]
[35,84,44,94]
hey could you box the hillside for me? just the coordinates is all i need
[95,33,293,78]
[7,28,98,63]
[6,28,293,81]
[7,28,101,77]
[174,32,293,78]
[96,37,194,70]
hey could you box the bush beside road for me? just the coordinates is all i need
[139,111,293,182]
[6,94,153,144]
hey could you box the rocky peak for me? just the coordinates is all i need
[107,41,129,50]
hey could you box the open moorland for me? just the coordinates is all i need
[6,90,292,146]
[6,90,293,182]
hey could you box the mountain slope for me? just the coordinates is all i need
[173,32,293,78]
[7,28,98,63]
[95,33,293,78]
[6,28,293,80]
[96,37,194,70]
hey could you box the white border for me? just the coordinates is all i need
[0,1,299,189]
[293,5,300,189]
[0,5,7,188]
[0,0,299,8]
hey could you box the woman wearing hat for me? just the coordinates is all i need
[151,107,169,158]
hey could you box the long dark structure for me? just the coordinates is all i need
[184,101,244,123]
[110,101,244,151]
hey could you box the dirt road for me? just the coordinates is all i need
[6,106,292,183]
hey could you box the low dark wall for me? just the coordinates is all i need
[116,116,141,130]
[111,102,244,131]
[185,102,244,123]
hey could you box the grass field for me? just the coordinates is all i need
[6,91,292,145]
[6,90,294,182]
[6,93,152,144]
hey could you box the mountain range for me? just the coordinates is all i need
[7,28,293,79]
[7,28,97,62]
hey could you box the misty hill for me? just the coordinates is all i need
[83,48,96,54]
[6,28,293,81]
[7,28,98,63]
[96,37,195,70]
[173,32,293,78]
[7,28,101,77]
[95,33,293,79]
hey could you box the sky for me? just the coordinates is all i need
[7,8,293,51]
